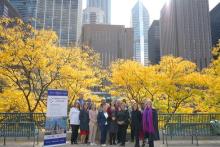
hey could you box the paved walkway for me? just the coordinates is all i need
[0,139,220,147]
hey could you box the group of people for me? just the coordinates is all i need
[69,93,159,147]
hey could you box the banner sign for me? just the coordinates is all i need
[44,90,68,146]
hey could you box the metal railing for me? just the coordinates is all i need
[0,112,220,130]
[158,113,220,129]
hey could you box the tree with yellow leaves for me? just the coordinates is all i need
[203,57,220,112]
[0,18,102,112]
[212,41,220,60]
[109,56,212,113]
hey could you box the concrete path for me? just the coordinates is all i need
[0,139,220,147]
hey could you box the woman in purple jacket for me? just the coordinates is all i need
[142,99,159,147]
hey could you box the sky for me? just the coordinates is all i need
[83,0,220,27]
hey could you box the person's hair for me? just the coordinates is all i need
[83,103,88,110]
[73,101,80,109]
[91,104,96,110]
[133,103,139,111]
[145,99,153,108]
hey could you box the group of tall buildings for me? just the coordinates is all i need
[0,0,220,69]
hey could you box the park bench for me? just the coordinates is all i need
[162,122,217,146]
[0,122,39,147]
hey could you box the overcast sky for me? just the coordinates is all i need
[83,0,220,27]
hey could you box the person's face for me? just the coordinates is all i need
[112,117,116,120]
[121,104,125,110]
[103,105,108,112]
[76,103,80,109]
[133,104,138,111]
[84,104,88,110]
[79,94,84,98]
[92,105,96,110]
[146,101,152,108]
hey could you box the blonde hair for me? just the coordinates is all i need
[145,99,153,108]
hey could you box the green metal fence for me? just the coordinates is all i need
[158,113,220,129]
[0,113,219,130]
[0,113,46,129]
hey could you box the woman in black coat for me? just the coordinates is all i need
[131,103,142,147]
[79,103,89,144]
[117,104,129,146]
[142,100,159,147]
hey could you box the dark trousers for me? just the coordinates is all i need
[100,125,108,144]
[131,124,134,141]
[118,125,127,145]
[71,125,79,144]
[149,140,154,147]
[134,127,140,147]
[109,132,116,145]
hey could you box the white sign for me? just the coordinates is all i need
[44,90,68,147]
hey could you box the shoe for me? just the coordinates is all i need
[93,143,97,146]
[90,143,93,146]
[101,144,106,147]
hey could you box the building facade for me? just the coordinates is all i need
[10,0,82,46]
[132,0,150,66]
[148,20,160,64]
[160,0,212,69]
[87,0,111,24]
[0,0,21,18]
[83,7,105,24]
[210,3,220,47]
[82,24,133,67]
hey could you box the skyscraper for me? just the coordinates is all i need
[0,0,21,18]
[160,0,212,69]
[9,0,37,22]
[132,0,150,66]
[148,20,160,64]
[86,0,111,24]
[10,0,82,46]
[210,3,220,47]
[82,24,133,67]
[83,7,105,24]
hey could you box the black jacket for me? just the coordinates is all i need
[131,110,142,131]
[117,110,129,125]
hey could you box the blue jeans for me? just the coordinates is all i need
[100,125,108,144]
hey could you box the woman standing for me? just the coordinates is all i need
[89,104,98,145]
[79,103,90,144]
[69,101,80,144]
[117,104,129,146]
[109,105,118,145]
[97,104,109,147]
[142,99,159,147]
[131,103,142,147]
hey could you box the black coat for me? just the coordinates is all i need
[109,119,118,133]
[79,109,89,131]
[116,110,129,125]
[143,109,160,141]
[131,110,142,132]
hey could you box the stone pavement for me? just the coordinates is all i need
[0,139,220,147]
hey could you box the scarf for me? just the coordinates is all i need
[143,108,155,133]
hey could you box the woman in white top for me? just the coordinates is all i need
[69,101,80,144]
